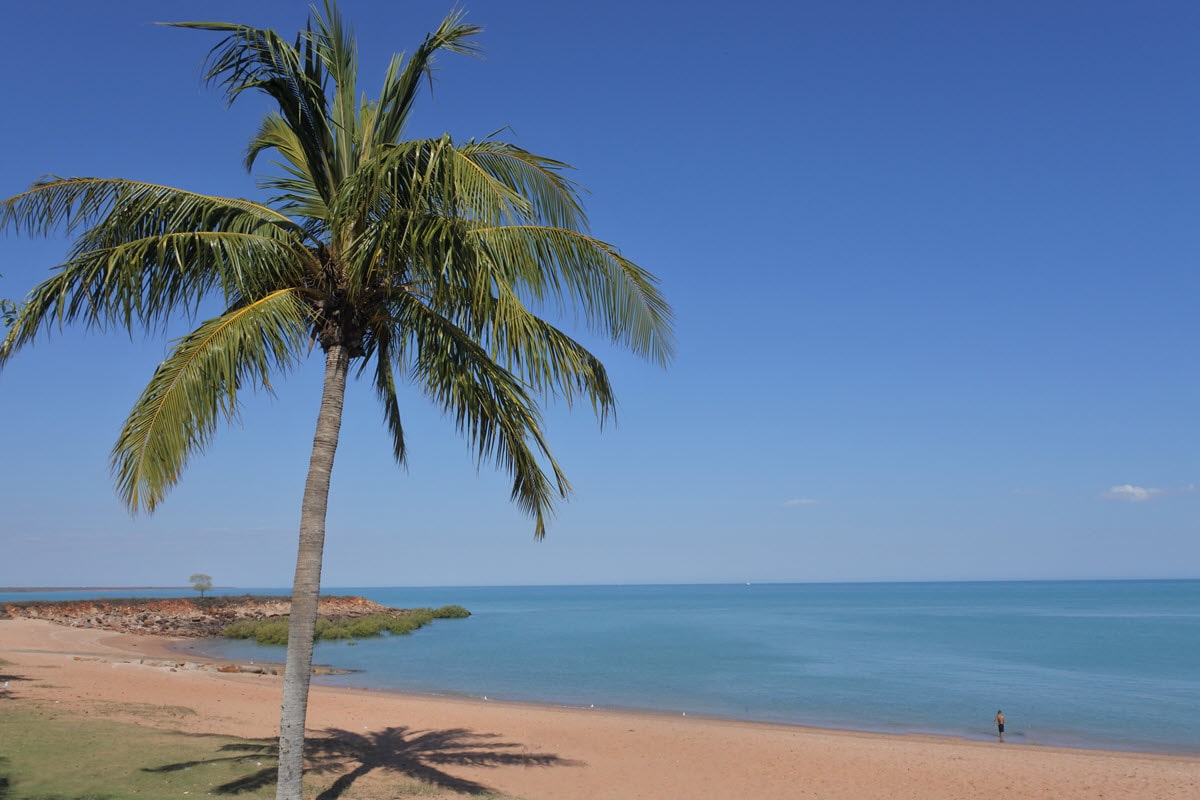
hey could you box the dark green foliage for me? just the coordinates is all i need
[222,606,470,645]
[223,618,291,645]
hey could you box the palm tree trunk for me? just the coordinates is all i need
[276,343,349,800]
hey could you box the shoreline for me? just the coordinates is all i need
[308,681,1200,762]
[308,679,1200,760]
[175,635,1200,760]
[4,618,1198,799]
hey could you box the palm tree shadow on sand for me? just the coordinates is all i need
[146,725,581,798]
[308,726,582,799]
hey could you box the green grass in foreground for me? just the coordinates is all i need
[0,704,278,799]
[0,704,519,799]
[222,605,471,646]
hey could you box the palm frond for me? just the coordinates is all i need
[0,176,295,240]
[393,293,569,538]
[111,288,311,512]
[365,10,483,150]
[469,225,675,366]
[453,141,587,230]
[384,253,618,417]
[367,332,407,466]
[0,186,314,366]
[476,292,617,420]
[309,0,360,180]
[247,113,332,220]
[357,137,580,231]
[167,16,336,202]
[330,135,584,297]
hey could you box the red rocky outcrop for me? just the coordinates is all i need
[0,595,405,637]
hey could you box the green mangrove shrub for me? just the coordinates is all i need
[222,605,470,645]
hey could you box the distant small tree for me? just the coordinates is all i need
[189,573,213,598]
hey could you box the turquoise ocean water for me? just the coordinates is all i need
[5,581,1198,754]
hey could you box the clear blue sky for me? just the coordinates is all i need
[1,1,1196,588]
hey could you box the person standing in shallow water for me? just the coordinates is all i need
[994,710,1005,741]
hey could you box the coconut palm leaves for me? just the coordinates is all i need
[0,178,306,339]
[1,3,673,797]
[112,289,312,512]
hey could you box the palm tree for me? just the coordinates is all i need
[0,4,673,798]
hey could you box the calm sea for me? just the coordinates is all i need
[4,581,1198,754]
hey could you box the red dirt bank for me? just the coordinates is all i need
[0,595,401,637]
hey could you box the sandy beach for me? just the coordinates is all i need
[1,617,1197,799]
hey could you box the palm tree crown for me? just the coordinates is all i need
[1,4,672,533]
[0,3,672,797]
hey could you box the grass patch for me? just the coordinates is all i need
[0,704,528,799]
[223,605,470,646]
[0,704,278,799]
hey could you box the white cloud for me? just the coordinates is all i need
[1104,484,1162,503]
[783,498,818,507]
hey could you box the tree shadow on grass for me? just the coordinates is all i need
[143,738,278,795]
[144,726,580,798]
[0,668,30,700]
